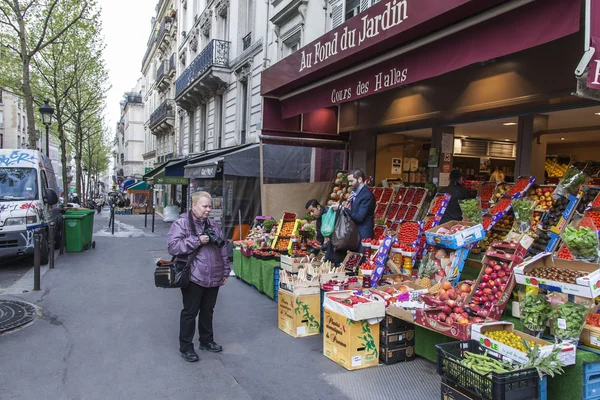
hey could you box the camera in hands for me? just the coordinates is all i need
[203,228,226,248]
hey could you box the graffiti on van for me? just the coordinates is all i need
[20,230,34,248]
[0,151,37,167]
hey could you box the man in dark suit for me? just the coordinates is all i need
[332,169,376,252]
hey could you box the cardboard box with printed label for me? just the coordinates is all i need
[425,221,485,249]
[323,308,380,370]
[580,324,600,350]
[323,290,386,321]
[471,322,576,366]
[514,253,600,298]
[277,290,321,338]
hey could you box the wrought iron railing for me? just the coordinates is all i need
[242,32,252,51]
[158,16,172,42]
[156,60,166,82]
[169,54,175,73]
[149,99,175,128]
[124,93,143,104]
[142,38,155,67]
[175,39,230,97]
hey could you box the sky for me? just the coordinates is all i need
[99,0,156,135]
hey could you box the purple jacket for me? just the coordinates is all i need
[167,213,230,288]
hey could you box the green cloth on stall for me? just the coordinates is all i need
[233,249,242,277]
[250,256,264,291]
[231,250,279,299]
[261,261,279,299]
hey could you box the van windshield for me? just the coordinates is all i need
[0,168,39,201]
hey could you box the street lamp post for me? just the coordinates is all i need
[39,100,54,156]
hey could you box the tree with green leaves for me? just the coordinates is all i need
[0,0,89,150]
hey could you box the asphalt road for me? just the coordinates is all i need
[0,211,439,400]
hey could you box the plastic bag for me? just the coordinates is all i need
[321,208,336,238]
[511,199,536,233]
[549,294,591,344]
[331,210,360,251]
[459,199,482,223]
[563,218,599,262]
[554,166,587,198]
[520,293,551,337]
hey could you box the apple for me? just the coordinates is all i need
[460,283,471,293]
[439,293,448,301]
[481,275,490,283]
[495,278,502,287]
[453,306,464,314]
[491,287,499,294]
[501,276,509,284]
[478,309,489,318]
[447,289,458,300]
[480,282,488,289]
[462,312,470,319]
[438,312,447,322]
[439,288,447,297]
[442,306,453,315]
[472,317,484,323]
[495,291,503,300]
[488,294,496,302]
[446,317,455,325]
[500,284,506,291]
[447,299,457,308]
[458,317,470,325]
[484,301,492,309]
[493,264,502,272]
[475,290,483,297]
[488,280,496,287]
[498,270,506,278]
[485,267,493,275]
[442,281,452,291]
[483,288,492,295]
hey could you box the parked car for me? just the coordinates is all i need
[0,149,61,264]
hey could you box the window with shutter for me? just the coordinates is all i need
[329,0,345,30]
[359,0,372,13]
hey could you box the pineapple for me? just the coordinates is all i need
[428,282,442,294]
[415,258,437,289]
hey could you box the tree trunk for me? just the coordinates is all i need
[22,56,39,151]
[56,113,69,201]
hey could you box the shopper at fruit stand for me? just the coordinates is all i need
[332,169,376,252]
[305,199,346,265]
[439,170,474,224]
[489,169,505,183]
[167,191,230,363]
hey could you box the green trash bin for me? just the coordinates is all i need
[65,209,96,250]
[63,213,86,252]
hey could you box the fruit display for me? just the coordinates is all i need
[485,330,536,353]
[328,294,372,307]
[524,265,586,283]
[373,225,385,239]
[380,188,394,203]
[493,183,512,200]
[469,259,513,318]
[398,221,422,244]
[551,302,589,343]
[556,245,573,260]
[530,211,543,232]
[528,186,555,211]
[505,177,534,197]
[394,187,407,203]
[480,231,507,250]
[396,204,408,221]
[459,199,482,223]
[545,156,569,178]
[539,196,571,230]
[279,220,297,236]
[411,188,426,205]
[403,188,416,204]
[275,238,290,251]
[482,216,493,231]
[426,280,474,304]
[528,229,551,255]
[405,206,418,221]
[374,203,389,220]
[585,162,600,177]
[343,252,363,270]
[584,211,600,228]
[372,187,384,202]
[489,198,511,215]
[479,182,497,202]
[423,216,436,231]
[580,186,600,212]
[586,312,600,327]
[520,294,551,332]
[494,214,513,230]
[386,203,399,220]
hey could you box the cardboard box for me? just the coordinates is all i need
[386,304,416,324]
[514,253,600,298]
[280,255,309,273]
[379,344,415,365]
[323,290,386,321]
[380,314,414,331]
[581,324,600,350]
[441,381,478,400]
[320,272,348,286]
[277,290,321,338]
[323,309,380,370]
[415,307,474,340]
[279,280,320,296]
[380,328,415,349]
[468,253,517,320]
[425,221,485,249]
[472,322,576,366]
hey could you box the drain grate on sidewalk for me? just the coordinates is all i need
[0,300,37,333]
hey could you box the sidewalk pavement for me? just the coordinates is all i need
[0,212,439,400]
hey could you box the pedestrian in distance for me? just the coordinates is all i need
[331,168,376,252]
[167,191,230,362]
[305,199,345,265]
[438,169,474,224]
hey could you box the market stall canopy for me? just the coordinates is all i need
[122,178,136,190]
[127,181,151,192]
[262,0,580,118]
[142,160,170,182]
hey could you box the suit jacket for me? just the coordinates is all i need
[343,185,376,241]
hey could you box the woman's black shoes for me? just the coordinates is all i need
[180,349,200,362]
[199,341,223,352]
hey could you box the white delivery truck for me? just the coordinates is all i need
[0,149,61,264]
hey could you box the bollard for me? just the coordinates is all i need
[111,206,115,235]
[59,219,65,255]
[144,202,148,228]
[49,223,55,269]
[33,230,41,291]
[152,206,155,233]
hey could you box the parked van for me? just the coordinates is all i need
[0,149,61,264]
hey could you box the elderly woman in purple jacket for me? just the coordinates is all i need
[167,191,230,362]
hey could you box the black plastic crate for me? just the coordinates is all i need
[435,340,539,400]
[380,315,414,331]
[380,328,415,349]
[380,345,415,365]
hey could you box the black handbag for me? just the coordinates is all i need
[154,211,201,289]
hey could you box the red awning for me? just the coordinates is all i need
[270,0,580,119]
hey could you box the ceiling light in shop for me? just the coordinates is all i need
[561,138,565,140]
[595,113,600,116]
[503,122,517,126]
[504,139,511,141]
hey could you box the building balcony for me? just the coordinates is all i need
[156,54,176,93]
[143,149,157,160]
[149,99,175,135]
[175,39,230,110]
[243,32,252,51]
[157,16,175,53]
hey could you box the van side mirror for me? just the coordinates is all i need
[45,188,59,206]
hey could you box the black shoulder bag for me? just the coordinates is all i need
[154,211,201,289]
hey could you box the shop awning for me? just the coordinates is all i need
[122,179,136,189]
[265,0,580,118]
[143,161,170,181]
[151,170,188,185]
[127,181,151,192]
[184,157,223,178]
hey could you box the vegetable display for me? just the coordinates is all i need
[551,302,589,343]
[554,166,587,197]
[459,351,512,375]
[485,330,536,353]
[562,225,599,262]
[520,294,551,333]
[511,199,535,232]
[490,198,512,215]
[459,199,482,223]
